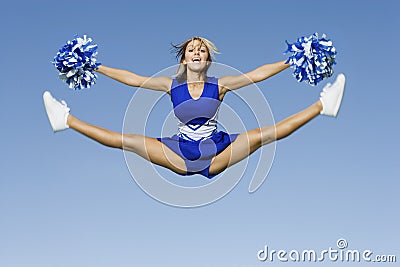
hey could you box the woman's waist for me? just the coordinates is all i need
[177,123,217,141]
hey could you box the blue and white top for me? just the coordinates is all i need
[158,76,238,177]
[170,77,220,141]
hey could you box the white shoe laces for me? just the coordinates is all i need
[52,97,70,112]
[320,82,332,97]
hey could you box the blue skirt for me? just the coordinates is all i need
[157,131,238,178]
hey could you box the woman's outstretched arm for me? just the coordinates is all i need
[219,60,289,92]
[96,65,172,92]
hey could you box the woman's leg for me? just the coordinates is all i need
[43,91,187,174]
[209,73,346,175]
[209,101,322,175]
[67,115,187,174]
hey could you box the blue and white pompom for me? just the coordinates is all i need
[285,33,336,86]
[53,35,101,90]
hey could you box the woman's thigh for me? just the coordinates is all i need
[123,134,187,175]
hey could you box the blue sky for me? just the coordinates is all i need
[1,0,399,266]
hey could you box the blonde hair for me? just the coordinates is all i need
[171,37,220,82]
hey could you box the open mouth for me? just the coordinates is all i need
[192,57,201,63]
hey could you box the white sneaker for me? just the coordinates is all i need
[43,91,70,132]
[320,73,346,117]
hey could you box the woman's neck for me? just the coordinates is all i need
[186,70,206,83]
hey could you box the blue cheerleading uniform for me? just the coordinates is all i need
[158,77,238,178]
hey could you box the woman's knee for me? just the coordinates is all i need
[248,127,275,148]
[121,134,143,151]
[260,126,276,145]
[102,131,123,148]
[275,121,296,140]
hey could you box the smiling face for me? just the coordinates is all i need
[173,37,219,82]
[183,39,210,73]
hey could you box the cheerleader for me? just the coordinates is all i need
[44,36,345,178]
